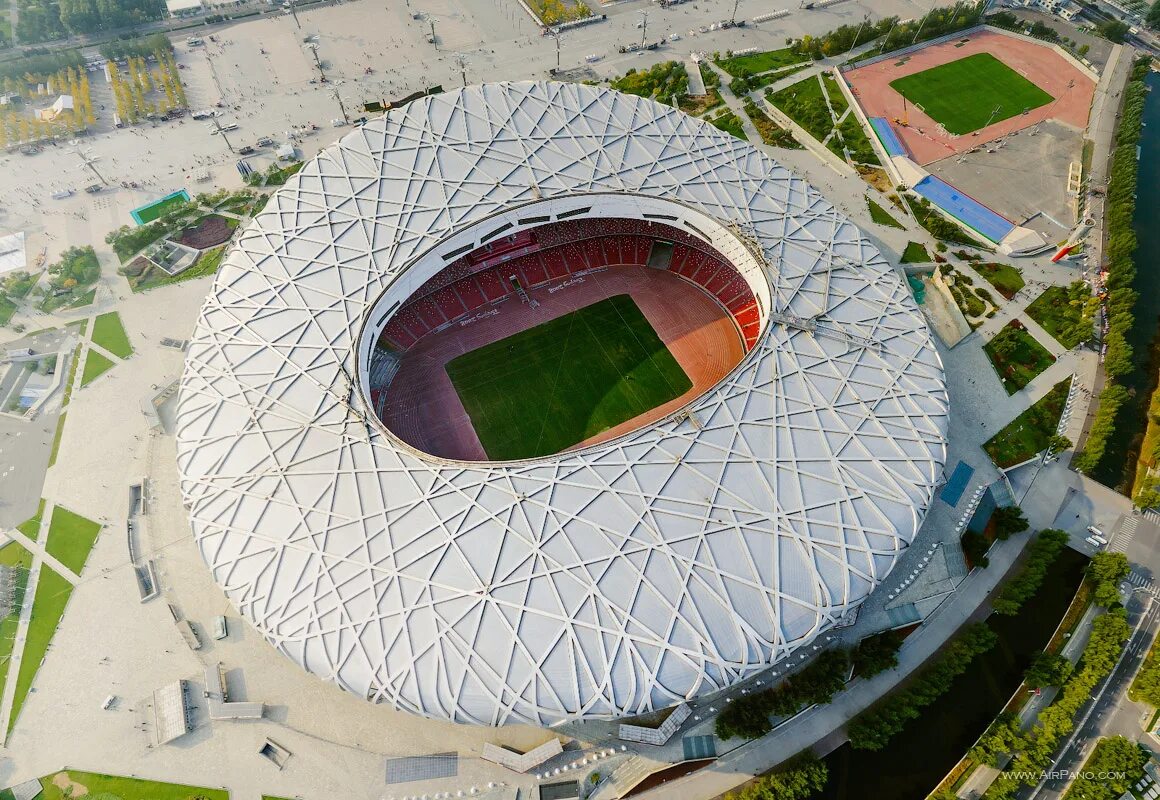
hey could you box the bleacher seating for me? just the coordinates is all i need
[376,220,762,354]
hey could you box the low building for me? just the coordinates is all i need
[166,0,205,16]
[37,94,73,121]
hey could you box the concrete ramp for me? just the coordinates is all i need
[686,59,707,96]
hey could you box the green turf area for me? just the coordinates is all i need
[984,378,1071,467]
[984,322,1056,395]
[446,294,692,461]
[68,288,96,309]
[45,505,102,576]
[80,350,115,386]
[973,262,1024,300]
[868,199,905,229]
[0,542,32,733]
[888,53,1054,135]
[15,498,46,540]
[9,566,72,734]
[1026,281,1093,349]
[47,413,66,469]
[900,242,932,263]
[0,296,16,327]
[91,311,133,359]
[33,771,229,800]
[134,193,189,224]
[716,47,803,76]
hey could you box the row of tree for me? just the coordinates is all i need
[1073,58,1153,475]
[14,0,165,44]
[723,753,829,800]
[715,649,851,740]
[790,1,984,61]
[847,623,999,751]
[981,610,1132,798]
[991,529,1069,615]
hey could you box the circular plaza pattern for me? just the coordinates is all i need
[175,81,950,726]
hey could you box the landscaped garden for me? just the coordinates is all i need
[611,62,688,106]
[972,262,1024,300]
[708,109,746,140]
[767,75,832,146]
[6,771,229,800]
[1025,281,1094,349]
[715,47,803,77]
[742,98,800,148]
[984,321,1056,395]
[37,246,101,312]
[984,378,1071,468]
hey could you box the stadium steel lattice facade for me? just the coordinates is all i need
[175,81,950,727]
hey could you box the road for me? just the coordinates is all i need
[1029,590,1160,799]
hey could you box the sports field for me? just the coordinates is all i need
[888,53,1054,135]
[446,294,692,461]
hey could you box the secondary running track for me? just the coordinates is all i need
[843,29,1094,166]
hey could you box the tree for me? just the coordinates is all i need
[1089,551,1129,606]
[1023,651,1072,688]
[853,630,903,678]
[725,753,828,800]
[1046,435,1071,453]
[1099,19,1131,42]
[991,506,1029,540]
[1149,0,1160,29]
[1136,486,1160,510]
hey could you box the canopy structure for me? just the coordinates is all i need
[176,81,949,727]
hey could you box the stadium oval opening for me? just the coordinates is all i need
[355,195,771,463]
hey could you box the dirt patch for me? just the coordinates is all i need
[51,771,89,797]
[858,165,894,194]
[174,215,236,250]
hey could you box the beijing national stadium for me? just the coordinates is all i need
[174,81,950,727]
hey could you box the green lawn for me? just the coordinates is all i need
[9,566,72,734]
[716,47,803,76]
[47,412,66,469]
[446,294,692,461]
[0,542,32,732]
[44,506,102,576]
[888,53,1054,135]
[134,193,190,224]
[91,312,133,359]
[35,771,228,800]
[984,322,1056,395]
[868,198,905,229]
[973,262,1024,300]
[80,351,115,386]
[15,498,46,540]
[984,378,1071,468]
[0,296,16,327]
[900,242,932,263]
[1026,282,1093,349]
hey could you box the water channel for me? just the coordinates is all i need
[1091,70,1160,491]
[815,547,1087,800]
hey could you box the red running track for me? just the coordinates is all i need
[380,265,746,462]
[843,30,1094,166]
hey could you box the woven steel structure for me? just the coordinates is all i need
[176,81,949,726]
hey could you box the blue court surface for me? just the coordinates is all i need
[869,117,909,157]
[940,460,974,507]
[913,176,1015,243]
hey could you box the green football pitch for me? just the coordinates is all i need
[446,294,693,461]
[888,52,1054,135]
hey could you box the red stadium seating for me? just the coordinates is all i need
[374,221,763,357]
